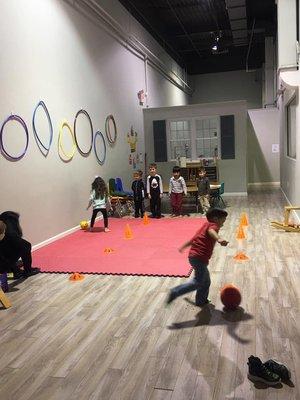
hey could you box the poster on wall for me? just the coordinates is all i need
[127,126,139,169]
[127,126,138,153]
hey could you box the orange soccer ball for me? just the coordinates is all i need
[220,284,241,310]
[80,220,89,230]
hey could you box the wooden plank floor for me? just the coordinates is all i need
[0,190,299,400]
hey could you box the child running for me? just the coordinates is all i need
[166,208,228,306]
[86,176,110,232]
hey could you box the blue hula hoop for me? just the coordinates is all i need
[94,130,106,165]
[32,100,53,153]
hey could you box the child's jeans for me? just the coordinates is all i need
[171,257,211,305]
[134,199,145,217]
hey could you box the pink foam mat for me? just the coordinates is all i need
[32,217,205,277]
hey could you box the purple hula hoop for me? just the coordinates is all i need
[0,114,29,161]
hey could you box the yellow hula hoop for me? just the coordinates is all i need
[58,120,76,160]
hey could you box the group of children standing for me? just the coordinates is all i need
[86,163,212,230]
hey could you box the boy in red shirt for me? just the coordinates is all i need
[166,208,228,306]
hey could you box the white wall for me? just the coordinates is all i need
[190,70,262,109]
[275,0,300,219]
[143,101,248,194]
[0,0,188,245]
[278,73,300,209]
[247,109,280,185]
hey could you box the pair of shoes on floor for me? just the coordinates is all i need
[247,355,291,386]
[104,228,110,232]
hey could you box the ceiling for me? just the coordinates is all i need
[118,0,277,74]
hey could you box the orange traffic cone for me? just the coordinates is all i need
[240,212,249,227]
[104,247,114,254]
[124,223,133,239]
[233,252,249,261]
[236,224,246,240]
[69,272,85,281]
[233,223,249,261]
[143,213,149,225]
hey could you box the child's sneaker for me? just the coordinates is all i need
[247,356,280,386]
[196,299,211,307]
[263,359,291,381]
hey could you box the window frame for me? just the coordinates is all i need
[166,116,221,162]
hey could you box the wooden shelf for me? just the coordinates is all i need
[180,165,218,183]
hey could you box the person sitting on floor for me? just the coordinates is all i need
[0,211,23,237]
[0,220,40,278]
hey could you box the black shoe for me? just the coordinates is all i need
[264,359,291,382]
[195,299,211,307]
[166,291,177,305]
[24,267,40,277]
[13,270,25,279]
[247,356,280,386]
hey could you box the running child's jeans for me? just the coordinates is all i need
[171,257,211,305]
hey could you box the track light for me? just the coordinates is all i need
[212,35,219,52]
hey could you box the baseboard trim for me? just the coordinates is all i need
[248,182,280,190]
[223,192,248,197]
[32,216,103,251]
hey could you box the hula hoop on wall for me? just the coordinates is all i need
[105,114,117,144]
[32,100,53,154]
[94,130,106,165]
[58,120,76,161]
[74,109,93,156]
[0,114,29,161]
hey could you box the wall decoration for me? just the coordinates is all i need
[74,109,93,156]
[0,114,29,161]
[127,126,138,153]
[132,156,136,169]
[32,100,53,156]
[137,89,145,106]
[58,120,76,161]
[94,130,106,165]
[105,114,117,144]
[129,154,132,165]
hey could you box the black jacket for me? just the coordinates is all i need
[131,179,145,201]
